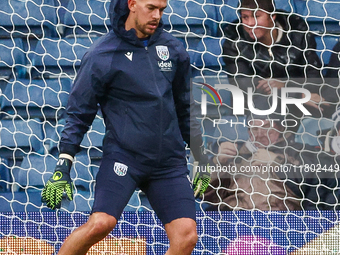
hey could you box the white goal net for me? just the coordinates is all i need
[0,0,340,254]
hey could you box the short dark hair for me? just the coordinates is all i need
[240,0,275,13]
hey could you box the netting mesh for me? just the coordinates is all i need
[0,0,340,254]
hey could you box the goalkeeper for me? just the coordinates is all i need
[41,0,209,253]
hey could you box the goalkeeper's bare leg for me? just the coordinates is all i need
[57,213,197,254]
[58,212,117,255]
[164,217,198,255]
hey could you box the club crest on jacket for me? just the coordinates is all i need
[156,45,169,61]
[114,162,128,176]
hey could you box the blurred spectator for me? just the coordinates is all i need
[318,106,340,154]
[222,0,326,124]
[204,103,340,211]
[320,41,340,113]
[205,114,302,211]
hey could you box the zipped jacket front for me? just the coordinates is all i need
[59,0,202,167]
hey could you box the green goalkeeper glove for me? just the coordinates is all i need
[42,156,73,210]
[192,162,211,198]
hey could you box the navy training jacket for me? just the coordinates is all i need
[59,0,202,167]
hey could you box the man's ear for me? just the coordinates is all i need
[271,14,277,22]
[128,0,137,12]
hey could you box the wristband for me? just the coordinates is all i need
[59,153,74,162]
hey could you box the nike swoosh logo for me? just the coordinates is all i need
[125,52,133,61]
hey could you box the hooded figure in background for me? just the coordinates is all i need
[222,0,333,127]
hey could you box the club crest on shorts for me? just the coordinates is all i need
[156,45,169,61]
[113,162,128,176]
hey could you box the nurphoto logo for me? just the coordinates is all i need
[199,83,312,128]
[199,82,223,115]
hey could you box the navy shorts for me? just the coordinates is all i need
[91,153,196,225]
